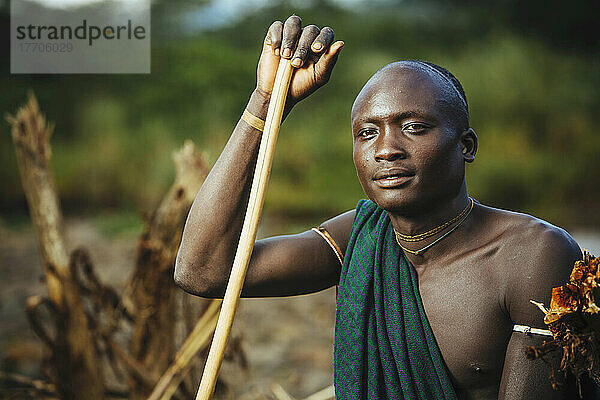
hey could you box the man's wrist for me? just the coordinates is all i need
[246,89,271,120]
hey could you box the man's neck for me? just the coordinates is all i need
[388,185,473,267]
[388,185,470,236]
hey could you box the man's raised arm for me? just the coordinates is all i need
[174,16,350,298]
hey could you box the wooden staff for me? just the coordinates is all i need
[195,58,294,399]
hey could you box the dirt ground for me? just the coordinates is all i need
[1,217,599,399]
[0,216,336,399]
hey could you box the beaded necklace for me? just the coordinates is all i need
[394,198,474,256]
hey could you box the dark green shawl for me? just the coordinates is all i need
[334,199,458,399]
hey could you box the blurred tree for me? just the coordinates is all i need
[2,0,599,226]
[402,0,600,51]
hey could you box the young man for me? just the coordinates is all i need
[175,15,583,399]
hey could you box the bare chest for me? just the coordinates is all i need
[416,258,513,393]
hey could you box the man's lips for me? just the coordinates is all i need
[372,167,415,188]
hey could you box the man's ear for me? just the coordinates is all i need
[460,128,477,163]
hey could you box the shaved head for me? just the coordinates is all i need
[353,61,470,133]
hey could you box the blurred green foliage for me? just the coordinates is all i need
[1,0,599,227]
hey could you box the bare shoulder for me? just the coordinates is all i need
[478,204,582,325]
[321,209,356,256]
[483,204,581,265]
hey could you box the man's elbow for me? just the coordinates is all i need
[173,252,223,298]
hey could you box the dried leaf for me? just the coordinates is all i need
[528,252,600,394]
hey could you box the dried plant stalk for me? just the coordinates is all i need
[125,140,211,399]
[6,94,240,400]
[272,383,297,400]
[6,93,104,400]
[6,94,62,303]
[302,385,335,400]
[148,300,221,400]
[0,371,56,395]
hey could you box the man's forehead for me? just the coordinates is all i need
[351,64,449,121]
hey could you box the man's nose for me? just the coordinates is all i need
[374,128,406,162]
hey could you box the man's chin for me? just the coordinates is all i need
[366,190,418,214]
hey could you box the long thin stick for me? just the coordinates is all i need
[195,58,294,399]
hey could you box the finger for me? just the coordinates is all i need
[291,25,320,68]
[265,20,283,56]
[311,26,334,53]
[314,40,344,82]
[281,15,302,59]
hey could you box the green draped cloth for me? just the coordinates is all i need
[334,199,458,400]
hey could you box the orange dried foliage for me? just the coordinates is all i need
[527,252,600,394]
[542,253,600,324]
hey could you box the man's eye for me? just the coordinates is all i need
[357,129,377,138]
[403,123,428,133]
